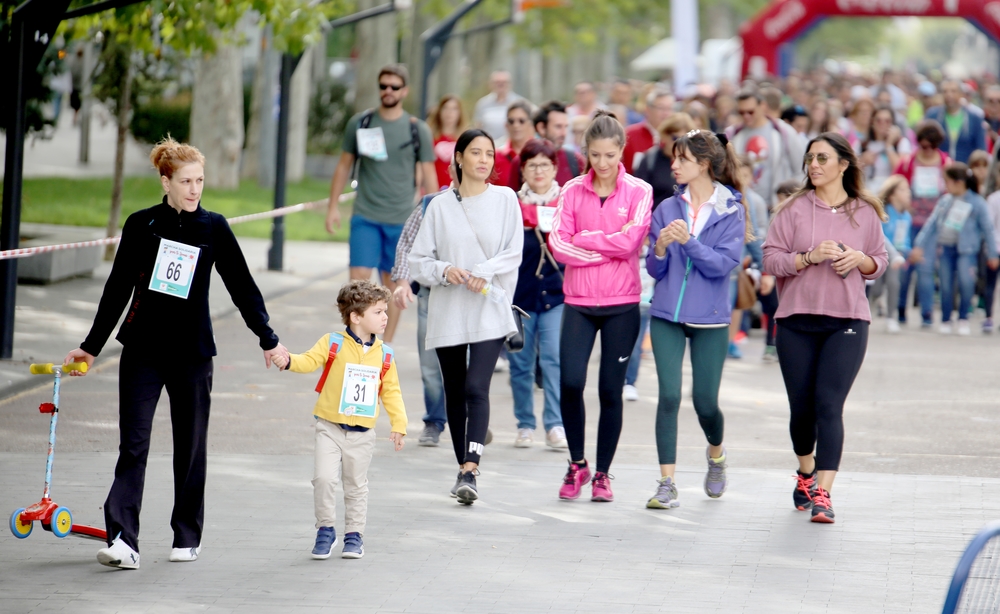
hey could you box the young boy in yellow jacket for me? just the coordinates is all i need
[271,280,406,559]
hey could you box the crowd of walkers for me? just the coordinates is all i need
[68,64,1000,569]
[397,66,1000,520]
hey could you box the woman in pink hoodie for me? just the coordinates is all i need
[762,132,887,525]
[548,111,653,503]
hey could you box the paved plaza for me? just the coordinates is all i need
[1,237,999,613]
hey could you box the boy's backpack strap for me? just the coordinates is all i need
[314,333,345,394]
[380,344,393,381]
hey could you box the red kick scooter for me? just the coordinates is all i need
[9,362,107,542]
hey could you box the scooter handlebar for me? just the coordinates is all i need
[29,362,88,375]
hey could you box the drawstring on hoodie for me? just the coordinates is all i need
[809,191,817,251]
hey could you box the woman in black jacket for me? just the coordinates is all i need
[64,138,288,569]
[507,139,567,449]
[633,113,695,208]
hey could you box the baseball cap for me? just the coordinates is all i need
[917,81,936,96]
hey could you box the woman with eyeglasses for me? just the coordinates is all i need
[762,133,888,524]
[507,139,568,450]
[494,100,535,187]
[893,120,950,327]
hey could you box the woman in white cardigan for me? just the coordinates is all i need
[409,128,523,505]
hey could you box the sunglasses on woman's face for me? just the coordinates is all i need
[804,153,833,165]
[507,117,529,125]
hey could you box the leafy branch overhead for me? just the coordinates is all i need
[63,0,354,57]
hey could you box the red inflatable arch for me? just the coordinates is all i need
[740,0,1000,78]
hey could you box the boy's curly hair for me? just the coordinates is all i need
[337,280,391,325]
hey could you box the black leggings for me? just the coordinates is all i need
[106,348,213,552]
[775,317,868,472]
[436,338,504,466]
[560,304,640,474]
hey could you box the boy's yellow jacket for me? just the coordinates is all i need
[288,332,407,435]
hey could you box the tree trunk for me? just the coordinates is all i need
[105,56,132,261]
[354,0,397,111]
[190,43,244,190]
[286,47,312,183]
[243,31,280,186]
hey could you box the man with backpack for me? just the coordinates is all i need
[326,64,437,343]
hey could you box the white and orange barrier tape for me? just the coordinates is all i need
[0,192,354,261]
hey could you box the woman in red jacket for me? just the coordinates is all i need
[548,111,653,502]
[427,95,465,189]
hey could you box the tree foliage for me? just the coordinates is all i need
[63,0,353,57]
[794,17,891,69]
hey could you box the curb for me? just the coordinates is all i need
[0,264,349,403]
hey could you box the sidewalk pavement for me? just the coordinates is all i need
[3,452,994,614]
[0,103,155,179]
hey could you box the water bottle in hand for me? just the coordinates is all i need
[481,284,506,303]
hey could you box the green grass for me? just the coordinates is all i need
[2,177,351,242]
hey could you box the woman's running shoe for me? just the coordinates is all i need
[456,470,479,505]
[646,476,679,509]
[793,469,817,511]
[559,461,591,500]
[591,472,614,502]
[704,448,728,498]
[810,486,835,523]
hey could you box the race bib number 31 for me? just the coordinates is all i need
[339,363,380,419]
[149,238,201,300]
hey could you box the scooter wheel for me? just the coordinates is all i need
[10,508,32,539]
[51,507,72,538]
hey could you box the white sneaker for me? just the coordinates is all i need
[957,320,971,336]
[514,428,534,447]
[168,543,202,562]
[623,384,639,402]
[939,322,952,335]
[494,356,509,373]
[546,426,568,449]
[97,535,140,569]
[886,319,900,334]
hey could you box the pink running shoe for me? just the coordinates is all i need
[590,472,614,502]
[559,461,592,500]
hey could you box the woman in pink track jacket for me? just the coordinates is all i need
[548,110,653,503]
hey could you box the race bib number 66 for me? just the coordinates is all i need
[149,238,201,300]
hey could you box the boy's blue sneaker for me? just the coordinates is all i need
[342,532,364,559]
[311,526,337,560]
[727,341,742,359]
